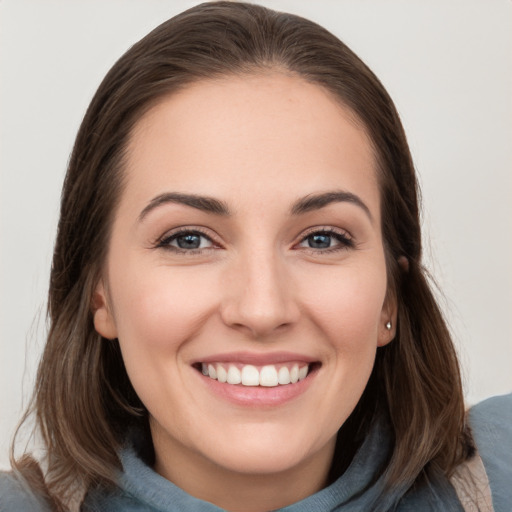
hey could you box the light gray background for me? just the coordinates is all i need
[1,0,511,470]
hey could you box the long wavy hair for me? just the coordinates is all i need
[12,2,471,510]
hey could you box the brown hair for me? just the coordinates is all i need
[12,2,471,509]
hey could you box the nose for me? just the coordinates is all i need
[220,247,300,338]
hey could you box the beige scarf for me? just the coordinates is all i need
[450,452,494,512]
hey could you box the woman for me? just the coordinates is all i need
[1,2,510,511]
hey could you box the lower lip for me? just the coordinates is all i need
[196,368,317,407]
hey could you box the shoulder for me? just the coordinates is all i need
[0,470,52,512]
[468,393,512,512]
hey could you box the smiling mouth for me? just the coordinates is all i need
[194,362,320,388]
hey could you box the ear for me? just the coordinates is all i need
[91,279,118,340]
[398,255,409,273]
[378,292,397,347]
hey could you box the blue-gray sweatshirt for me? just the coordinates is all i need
[1,394,511,511]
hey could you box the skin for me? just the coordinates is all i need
[94,72,396,512]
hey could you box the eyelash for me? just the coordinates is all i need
[154,227,354,255]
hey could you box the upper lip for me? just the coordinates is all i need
[193,351,318,366]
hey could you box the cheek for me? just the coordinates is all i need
[300,261,387,350]
[301,262,387,424]
[109,263,220,357]
[107,263,222,417]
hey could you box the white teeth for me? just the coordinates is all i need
[201,362,311,387]
[227,365,242,385]
[259,365,279,387]
[278,366,291,385]
[241,365,260,386]
[290,364,299,384]
[217,365,227,383]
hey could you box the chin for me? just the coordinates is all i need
[212,447,313,476]
[198,424,333,476]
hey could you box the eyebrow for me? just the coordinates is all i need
[138,189,372,222]
[290,190,373,221]
[138,192,231,221]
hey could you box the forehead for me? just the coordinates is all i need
[123,72,379,216]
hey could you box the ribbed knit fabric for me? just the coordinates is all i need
[469,394,512,512]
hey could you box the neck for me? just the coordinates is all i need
[151,427,335,512]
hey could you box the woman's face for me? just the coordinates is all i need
[94,73,395,487]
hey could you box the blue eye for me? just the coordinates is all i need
[298,230,353,251]
[158,230,214,251]
[175,233,203,249]
[307,233,332,249]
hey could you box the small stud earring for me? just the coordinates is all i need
[385,321,392,330]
